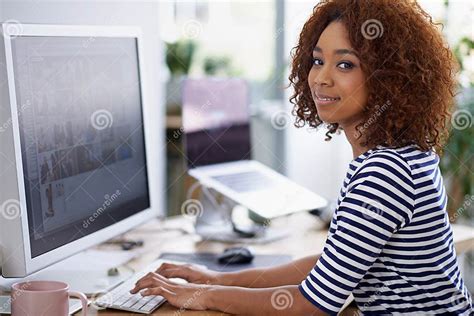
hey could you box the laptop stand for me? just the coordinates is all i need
[189,182,289,244]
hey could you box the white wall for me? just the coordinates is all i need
[0,0,167,216]
[285,123,353,202]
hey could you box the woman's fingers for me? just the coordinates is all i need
[133,272,156,288]
[140,284,209,311]
[159,267,189,279]
[131,272,175,294]
[130,278,157,294]
[136,272,167,286]
[157,264,197,282]
[155,262,181,274]
[156,263,190,277]
[141,286,176,298]
[155,263,169,274]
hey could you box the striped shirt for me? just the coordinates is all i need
[299,144,474,315]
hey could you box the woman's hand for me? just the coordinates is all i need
[129,271,213,311]
[154,262,224,285]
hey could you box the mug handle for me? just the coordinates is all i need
[68,290,88,316]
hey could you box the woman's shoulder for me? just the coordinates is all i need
[348,144,439,190]
[352,145,427,186]
[378,144,439,171]
[366,144,437,169]
[357,145,413,177]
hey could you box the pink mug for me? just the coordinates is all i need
[11,280,88,316]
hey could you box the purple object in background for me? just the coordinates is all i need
[183,78,252,168]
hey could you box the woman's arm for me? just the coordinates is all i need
[218,254,321,288]
[206,285,327,316]
[131,275,327,315]
[156,253,321,288]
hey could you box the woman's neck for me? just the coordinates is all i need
[339,118,370,159]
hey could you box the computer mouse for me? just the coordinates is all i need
[217,247,254,265]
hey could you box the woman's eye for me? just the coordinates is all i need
[312,58,353,70]
[338,61,354,69]
[312,58,323,66]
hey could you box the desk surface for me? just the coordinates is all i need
[82,212,330,315]
[74,212,474,316]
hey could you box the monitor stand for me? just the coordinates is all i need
[193,185,289,243]
[0,248,135,296]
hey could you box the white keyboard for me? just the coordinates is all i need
[94,259,189,314]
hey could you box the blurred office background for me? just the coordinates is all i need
[1,0,472,294]
[159,0,474,234]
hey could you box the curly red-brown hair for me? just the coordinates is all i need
[288,0,459,155]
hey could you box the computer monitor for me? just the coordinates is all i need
[0,23,160,279]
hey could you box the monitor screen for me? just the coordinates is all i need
[10,36,150,258]
[182,78,251,168]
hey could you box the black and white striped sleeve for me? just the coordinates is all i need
[299,154,415,315]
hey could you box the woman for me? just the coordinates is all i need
[131,0,473,314]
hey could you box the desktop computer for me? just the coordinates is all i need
[0,23,165,313]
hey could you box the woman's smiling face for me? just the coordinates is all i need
[308,21,369,128]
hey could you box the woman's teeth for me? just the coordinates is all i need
[317,96,340,101]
